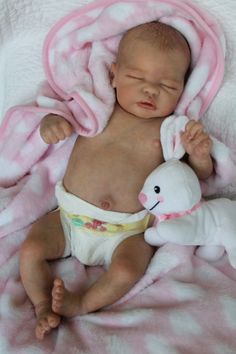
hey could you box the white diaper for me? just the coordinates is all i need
[55,181,150,266]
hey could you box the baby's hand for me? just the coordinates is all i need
[40,114,74,144]
[180,120,212,159]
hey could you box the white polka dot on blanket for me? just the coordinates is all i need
[0,208,14,227]
[87,7,104,20]
[146,2,173,15]
[170,281,205,301]
[56,19,84,41]
[26,174,44,196]
[0,336,8,354]
[0,157,22,178]
[75,22,100,42]
[169,310,203,335]
[106,3,135,21]
[56,37,71,55]
[15,120,30,134]
[220,295,236,329]
[116,309,154,326]
[214,343,236,354]
[185,64,209,98]
[145,334,181,354]
[105,335,133,354]
[194,264,220,283]
[18,142,34,158]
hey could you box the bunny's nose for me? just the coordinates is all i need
[138,192,147,204]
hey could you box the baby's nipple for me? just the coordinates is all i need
[152,138,161,148]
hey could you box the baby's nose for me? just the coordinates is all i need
[143,84,159,97]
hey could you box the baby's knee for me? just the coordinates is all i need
[112,259,143,286]
[20,237,46,262]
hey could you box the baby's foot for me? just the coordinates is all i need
[52,278,84,317]
[35,300,61,340]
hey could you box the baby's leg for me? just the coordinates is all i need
[51,234,154,316]
[20,210,66,340]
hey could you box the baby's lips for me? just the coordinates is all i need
[138,192,147,205]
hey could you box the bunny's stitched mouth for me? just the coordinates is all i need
[149,201,160,211]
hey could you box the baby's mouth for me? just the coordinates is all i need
[137,101,156,110]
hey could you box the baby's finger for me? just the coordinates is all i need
[63,121,74,137]
[191,133,210,148]
[52,121,73,140]
[193,136,212,156]
[52,126,67,141]
[180,130,189,144]
[185,121,203,140]
[42,130,60,144]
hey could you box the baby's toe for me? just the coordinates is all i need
[35,319,50,340]
[48,314,61,328]
[52,287,64,300]
[54,278,64,288]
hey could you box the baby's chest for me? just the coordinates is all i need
[123,125,163,163]
[72,121,163,169]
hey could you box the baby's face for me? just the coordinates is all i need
[111,41,189,119]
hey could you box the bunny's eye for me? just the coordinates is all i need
[154,186,160,194]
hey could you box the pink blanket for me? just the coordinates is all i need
[1,0,236,352]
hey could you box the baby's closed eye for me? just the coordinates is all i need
[126,75,143,80]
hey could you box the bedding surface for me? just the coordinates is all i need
[0,1,236,353]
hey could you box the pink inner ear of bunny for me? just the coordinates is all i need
[160,115,189,160]
[172,127,186,159]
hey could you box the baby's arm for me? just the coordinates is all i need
[181,120,213,179]
[40,114,74,144]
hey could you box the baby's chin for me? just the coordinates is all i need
[132,106,174,120]
[127,108,163,120]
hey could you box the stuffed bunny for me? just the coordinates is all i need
[139,159,236,268]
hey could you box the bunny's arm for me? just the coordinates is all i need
[145,212,209,246]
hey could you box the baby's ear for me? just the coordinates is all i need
[110,62,117,88]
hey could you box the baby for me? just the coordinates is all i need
[19,22,213,340]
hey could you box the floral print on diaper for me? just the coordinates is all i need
[72,216,108,232]
[71,215,126,233]
[62,209,150,235]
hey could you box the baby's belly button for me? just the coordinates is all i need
[99,200,112,210]
[97,192,120,210]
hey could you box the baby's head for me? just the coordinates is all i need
[111,22,191,119]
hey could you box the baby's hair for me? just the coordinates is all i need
[117,21,191,65]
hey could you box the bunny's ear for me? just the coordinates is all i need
[160,115,189,161]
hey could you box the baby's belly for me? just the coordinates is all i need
[63,138,162,213]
